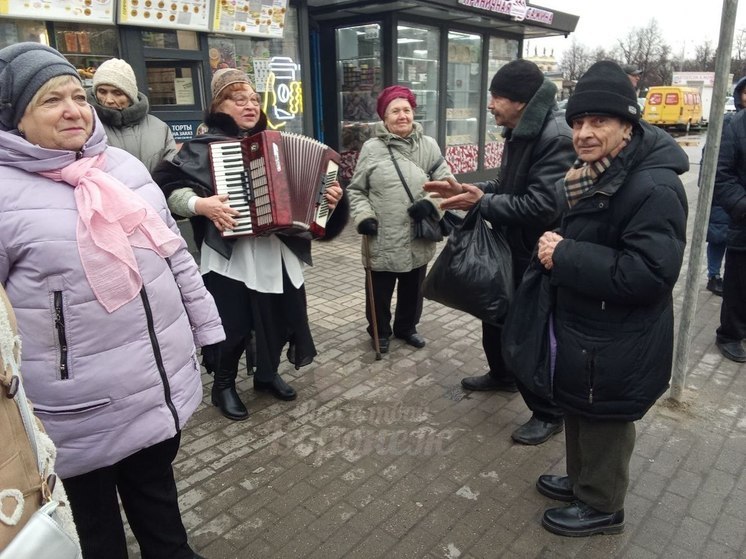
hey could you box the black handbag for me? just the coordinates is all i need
[422,205,513,326]
[386,145,455,242]
[501,256,556,400]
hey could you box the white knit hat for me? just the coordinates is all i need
[93,58,138,102]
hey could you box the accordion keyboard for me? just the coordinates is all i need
[209,141,254,237]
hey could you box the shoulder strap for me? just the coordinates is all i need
[426,156,445,179]
[387,145,415,203]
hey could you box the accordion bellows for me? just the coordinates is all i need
[209,130,341,238]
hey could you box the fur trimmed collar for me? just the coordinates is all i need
[510,80,559,141]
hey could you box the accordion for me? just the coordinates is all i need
[208,130,341,238]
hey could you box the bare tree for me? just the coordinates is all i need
[693,41,716,71]
[559,38,592,81]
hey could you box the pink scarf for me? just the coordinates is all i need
[39,153,181,313]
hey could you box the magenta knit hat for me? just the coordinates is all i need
[376,85,416,119]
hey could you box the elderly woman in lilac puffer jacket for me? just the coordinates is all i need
[0,43,223,559]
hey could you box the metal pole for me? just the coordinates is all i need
[670,0,739,401]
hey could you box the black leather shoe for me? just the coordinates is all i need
[372,337,389,354]
[536,475,574,502]
[397,332,426,348]
[511,416,563,445]
[542,501,624,537]
[461,373,518,393]
[706,276,724,296]
[254,374,297,401]
[716,339,746,363]
[211,385,249,421]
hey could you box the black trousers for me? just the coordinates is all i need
[482,320,563,422]
[204,270,316,381]
[564,414,636,513]
[62,433,193,559]
[365,266,426,339]
[717,248,746,343]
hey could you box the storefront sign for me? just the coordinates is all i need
[457,0,554,25]
[118,0,210,31]
[168,120,201,142]
[211,0,287,38]
[0,0,115,24]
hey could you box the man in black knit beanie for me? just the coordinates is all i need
[426,58,574,446]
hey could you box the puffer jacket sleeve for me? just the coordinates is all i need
[347,140,377,227]
[478,122,573,228]
[550,180,687,306]
[159,197,225,348]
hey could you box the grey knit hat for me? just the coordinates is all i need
[93,58,139,102]
[0,42,81,131]
[210,68,252,100]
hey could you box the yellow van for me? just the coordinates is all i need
[642,86,703,131]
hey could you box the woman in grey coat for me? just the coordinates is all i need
[87,58,177,174]
[348,85,453,353]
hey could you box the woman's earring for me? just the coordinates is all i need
[17,127,24,137]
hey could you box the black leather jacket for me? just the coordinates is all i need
[476,80,575,284]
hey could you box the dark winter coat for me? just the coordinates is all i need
[714,91,746,251]
[550,122,689,421]
[476,80,576,284]
[153,112,349,265]
[701,77,746,245]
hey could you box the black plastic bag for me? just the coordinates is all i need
[422,205,513,326]
[501,257,556,400]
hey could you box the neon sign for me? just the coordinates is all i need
[261,56,303,130]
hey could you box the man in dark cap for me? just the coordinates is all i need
[622,63,642,91]
[425,58,574,445]
[534,60,688,536]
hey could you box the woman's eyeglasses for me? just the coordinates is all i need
[228,94,261,107]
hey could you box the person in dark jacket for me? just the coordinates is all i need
[153,69,347,421]
[87,58,177,174]
[535,61,688,537]
[702,76,746,296]
[425,59,574,445]
[713,76,746,363]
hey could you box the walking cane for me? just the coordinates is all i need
[363,235,382,360]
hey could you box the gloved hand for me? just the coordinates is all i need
[201,343,221,374]
[407,199,437,221]
[357,217,378,236]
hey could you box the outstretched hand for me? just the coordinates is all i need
[423,177,464,199]
[424,177,483,211]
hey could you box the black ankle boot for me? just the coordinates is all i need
[211,369,249,421]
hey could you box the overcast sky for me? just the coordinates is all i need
[528,0,746,60]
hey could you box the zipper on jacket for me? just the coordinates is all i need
[53,291,69,380]
[140,289,180,431]
[586,349,596,404]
